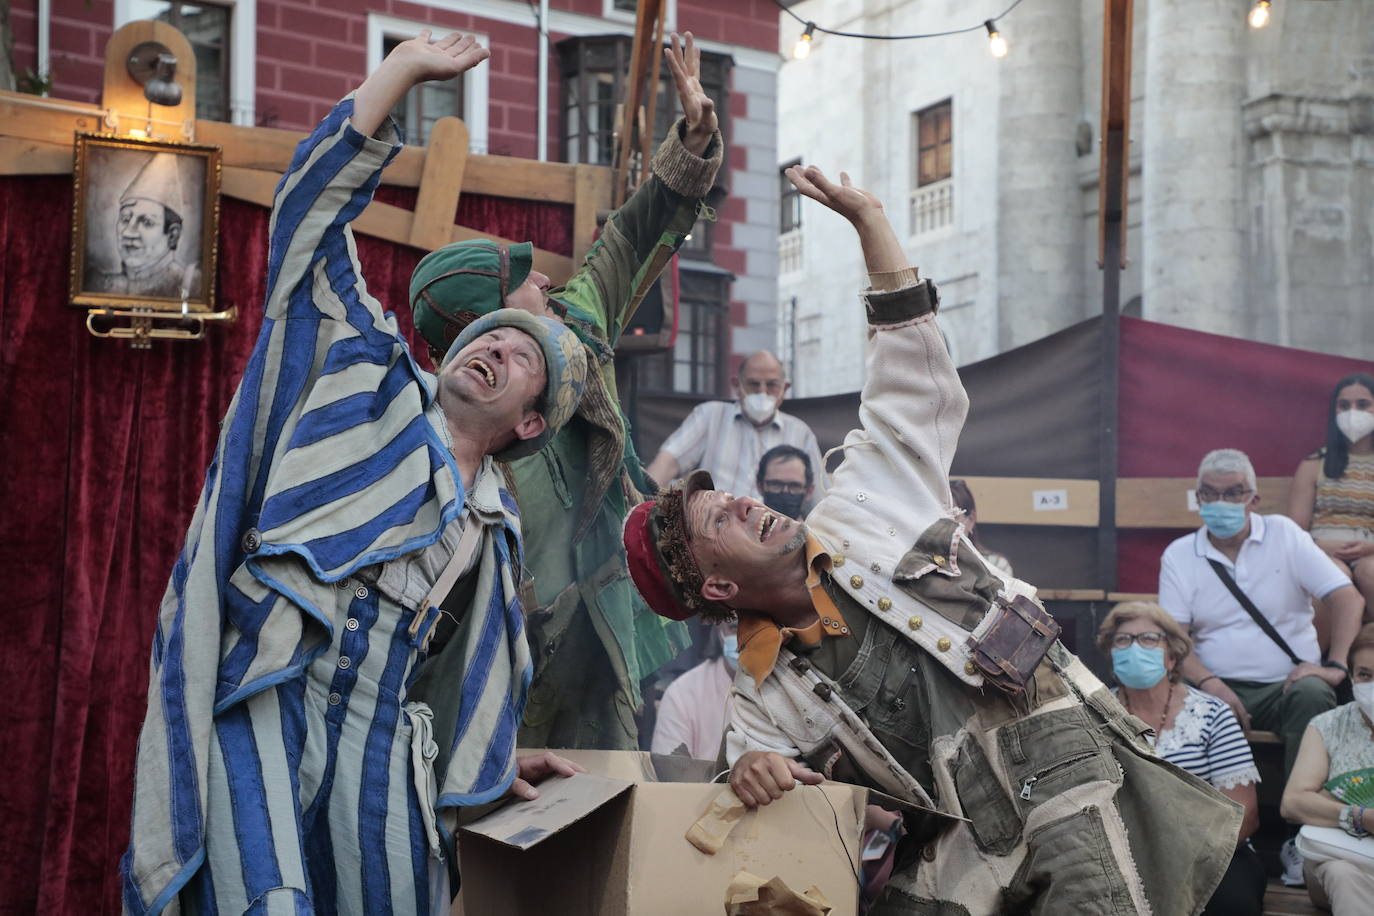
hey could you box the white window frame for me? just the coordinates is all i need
[602,0,677,31]
[114,0,256,126]
[367,14,489,154]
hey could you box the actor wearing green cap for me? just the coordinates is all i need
[123,33,588,915]
[408,32,723,750]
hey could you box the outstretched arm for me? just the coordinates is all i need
[557,32,723,343]
[265,32,489,321]
[783,165,909,279]
[786,166,962,519]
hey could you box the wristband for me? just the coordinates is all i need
[1197,675,1221,689]
[1323,659,1349,674]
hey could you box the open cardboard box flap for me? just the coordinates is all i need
[456,750,882,915]
[460,771,634,851]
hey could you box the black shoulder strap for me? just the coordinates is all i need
[1206,559,1303,666]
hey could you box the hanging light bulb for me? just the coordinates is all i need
[793,22,816,60]
[1248,1,1271,29]
[985,20,1008,58]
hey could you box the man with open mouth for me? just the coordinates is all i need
[623,165,1242,914]
[122,33,590,915]
[406,31,723,752]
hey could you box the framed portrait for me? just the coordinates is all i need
[69,133,221,312]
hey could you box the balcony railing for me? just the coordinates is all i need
[909,180,953,236]
[778,228,803,275]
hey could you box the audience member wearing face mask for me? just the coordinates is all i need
[1290,372,1374,626]
[645,351,826,504]
[1099,602,1265,916]
[1159,448,1367,886]
[755,445,815,520]
[1282,623,1374,915]
[650,620,739,760]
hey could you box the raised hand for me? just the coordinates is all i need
[784,165,884,225]
[664,32,718,155]
[386,29,491,84]
[353,30,490,138]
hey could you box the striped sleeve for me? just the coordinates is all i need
[264,94,402,323]
[1203,699,1261,790]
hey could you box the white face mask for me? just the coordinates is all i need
[1355,681,1374,722]
[1336,409,1374,443]
[741,392,778,424]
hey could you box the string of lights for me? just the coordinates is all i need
[778,0,1276,61]
[773,0,1029,59]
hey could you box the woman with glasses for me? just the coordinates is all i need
[1289,373,1374,624]
[1098,601,1265,915]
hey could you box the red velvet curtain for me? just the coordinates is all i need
[0,175,571,914]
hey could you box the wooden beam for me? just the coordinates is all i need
[1106,592,1158,603]
[0,91,600,207]
[0,136,71,174]
[572,164,604,259]
[1037,589,1108,601]
[409,116,469,252]
[957,476,1101,527]
[0,94,108,145]
[1115,477,1294,529]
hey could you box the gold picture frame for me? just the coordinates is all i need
[69,132,221,312]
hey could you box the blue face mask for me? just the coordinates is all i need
[1199,501,1247,539]
[722,633,740,666]
[1112,644,1167,690]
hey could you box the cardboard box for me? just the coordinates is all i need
[456,750,879,916]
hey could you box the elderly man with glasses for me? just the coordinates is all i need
[1159,449,1365,878]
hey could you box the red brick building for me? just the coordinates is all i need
[8,0,782,397]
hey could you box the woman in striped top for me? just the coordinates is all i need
[1290,373,1374,624]
[1099,601,1264,915]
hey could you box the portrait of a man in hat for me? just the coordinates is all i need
[73,138,218,306]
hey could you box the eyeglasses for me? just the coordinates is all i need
[1110,631,1165,650]
[1196,487,1253,504]
[761,479,808,495]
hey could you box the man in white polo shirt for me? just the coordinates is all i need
[645,350,826,505]
[1159,448,1364,783]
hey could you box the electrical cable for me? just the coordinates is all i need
[811,783,863,886]
[771,0,1030,41]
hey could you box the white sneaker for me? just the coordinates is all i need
[1280,837,1305,887]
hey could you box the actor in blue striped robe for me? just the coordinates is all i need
[119,59,579,913]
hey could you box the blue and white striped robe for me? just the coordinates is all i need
[121,98,532,915]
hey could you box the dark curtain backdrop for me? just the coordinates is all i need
[0,175,571,915]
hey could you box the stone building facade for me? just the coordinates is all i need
[777,0,1373,396]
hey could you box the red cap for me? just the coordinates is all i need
[623,500,693,620]
[622,469,731,621]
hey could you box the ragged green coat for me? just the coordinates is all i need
[512,120,722,749]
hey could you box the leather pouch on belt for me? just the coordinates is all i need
[967,595,1060,695]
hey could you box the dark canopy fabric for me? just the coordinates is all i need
[630,315,1374,593]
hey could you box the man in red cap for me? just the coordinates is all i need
[624,166,1240,914]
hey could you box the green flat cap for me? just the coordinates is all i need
[440,307,587,461]
[410,240,534,356]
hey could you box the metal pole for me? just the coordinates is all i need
[1097,0,1133,593]
[537,0,549,162]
